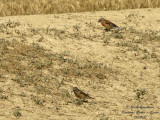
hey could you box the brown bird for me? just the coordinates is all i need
[73,87,93,101]
[98,18,120,31]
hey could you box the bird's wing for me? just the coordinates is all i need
[105,20,118,28]
[80,90,89,96]
[80,90,93,99]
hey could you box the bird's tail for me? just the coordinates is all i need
[114,26,122,31]
[87,96,94,99]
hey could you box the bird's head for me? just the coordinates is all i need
[98,18,105,23]
[73,87,79,93]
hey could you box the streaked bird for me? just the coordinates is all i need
[73,87,93,101]
[98,18,120,31]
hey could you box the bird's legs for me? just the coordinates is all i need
[105,29,110,31]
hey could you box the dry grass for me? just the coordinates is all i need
[0,38,116,99]
[0,0,160,16]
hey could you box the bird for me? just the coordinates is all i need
[73,87,93,101]
[98,18,120,31]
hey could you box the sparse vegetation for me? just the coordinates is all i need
[32,96,45,106]
[100,113,109,120]
[135,88,147,100]
[0,37,118,108]
[13,109,22,117]
[111,32,123,39]
[0,94,8,100]
[0,0,160,16]
[74,99,84,105]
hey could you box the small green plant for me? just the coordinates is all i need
[19,92,26,97]
[13,110,22,117]
[96,73,106,79]
[74,99,84,105]
[111,33,123,39]
[100,113,109,120]
[135,88,147,100]
[60,67,69,75]
[74,69,83,76]
[32,96,45,106]
[34,61,44,69]
[151,52,157,58]
[0,95,8,100]
[73,25,80,31]
[32,43,44,50]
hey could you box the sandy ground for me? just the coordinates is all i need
[0,8,160,120]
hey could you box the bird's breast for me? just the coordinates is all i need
[101,22,106,27]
